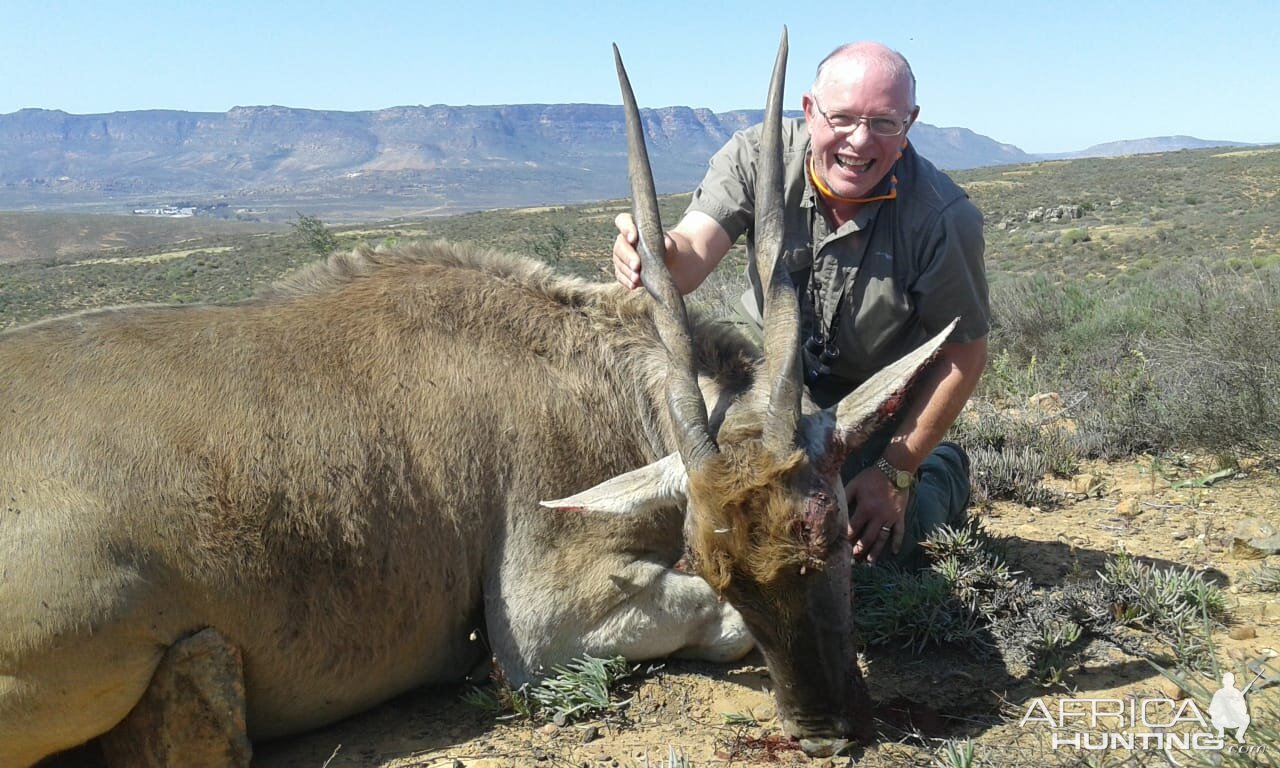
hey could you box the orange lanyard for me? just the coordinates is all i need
[806,142,906,205]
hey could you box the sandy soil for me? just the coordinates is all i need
[247,455,1280,768]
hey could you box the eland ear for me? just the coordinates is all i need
[540,452,688,515]
[831,318,959,452]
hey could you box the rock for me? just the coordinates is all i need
[1158,679,1189,700]
[538,723,560,737]
[1115,498,1141,518]
[1028,391,1062,410]
[1233,517,1280,557]
[582,725,601,744]
[1070,474,1105,497]
[1027,204,1083,223]
[1229,625,1258,641]
[99,628,251,767]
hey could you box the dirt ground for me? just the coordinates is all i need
[242,454,1280,768]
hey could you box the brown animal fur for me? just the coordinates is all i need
[685,434,813,593]
[0,241,762,766]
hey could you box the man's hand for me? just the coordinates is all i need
[613,213,676,290]
[612,210,732,294]
[846,467,908,563]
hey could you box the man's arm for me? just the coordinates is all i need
[882,335,988,473]
[848,335,988,562]
[613,211,734,295]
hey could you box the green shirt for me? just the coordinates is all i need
[685,118,990,406]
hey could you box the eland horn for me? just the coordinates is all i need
[614,44,718,470]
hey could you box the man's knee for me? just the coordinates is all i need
[889,441,972,568]
[921,440,971,526]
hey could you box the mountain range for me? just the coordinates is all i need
[0,105,1251,219]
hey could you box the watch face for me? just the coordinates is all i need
[877,458,913,490]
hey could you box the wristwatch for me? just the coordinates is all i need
[875,457,915,491]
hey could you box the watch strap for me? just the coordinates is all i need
[875,456,915,490]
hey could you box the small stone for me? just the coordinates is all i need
[1229,625,1258,641]
[1069,473,1105,497]
[538,723,560,737]
[1029,392,1062,410]
[755,704,776,722]
[1115,498,1141,518]
[1233,517,1280,557]
[1158,679,1188,700]
[582,725,600,744]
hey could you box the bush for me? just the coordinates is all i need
[1058,228,1091,246]
[462,654,634,725]
[968,445,1058,508]
[290,212,338,257]
[982,263,1280,455]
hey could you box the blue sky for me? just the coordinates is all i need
[4,0,1278,154]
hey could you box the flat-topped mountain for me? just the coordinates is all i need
[0,105,1243,217]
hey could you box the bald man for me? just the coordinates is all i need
[613,42,989,567]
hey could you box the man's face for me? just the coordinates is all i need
[802,60,917,201]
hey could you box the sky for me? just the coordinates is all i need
[3,0,1278,155]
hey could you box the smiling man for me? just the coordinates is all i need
[613,42,989,568]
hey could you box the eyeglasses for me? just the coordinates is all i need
[811,95,909,137]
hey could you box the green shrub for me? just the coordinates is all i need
[982,263,1280,455]
[462,654,634,725]
[1058,228,1091,246]
[968,445,1058,508]
[1099,551,1228,670]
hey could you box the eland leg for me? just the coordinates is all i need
[583,562,753,663]
[0,626,161,768]
[492,558,753,686]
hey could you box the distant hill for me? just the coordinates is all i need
[0,106,1250,219]
[0,105,1034,218]
[1038,135,1252,160]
